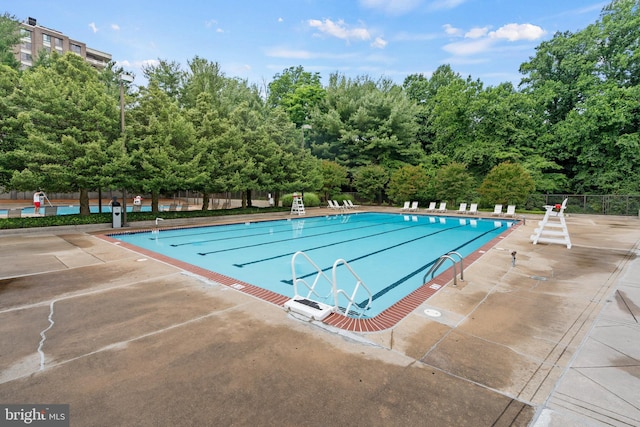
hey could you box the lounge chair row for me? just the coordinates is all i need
[490,204,517,217]
[425,202,451,213]
[400,201,419,212]
[328,200,359,210]
[400,201,517,217]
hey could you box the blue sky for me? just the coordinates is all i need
[5,0,609,87]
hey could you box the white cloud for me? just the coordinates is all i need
[111,24,120,31]
[442,37,493,56]
[394,31,440,41]
[428,0,467,10]
[465,26,489,39]
[138,59,160,68]
[489,23,546,41]
[359,0,423,15]
[278,17,284,23]
[89,22,98,33]
[265,47,357,60]
[308,19,371,42]
[442,24,462,36]
[371,37,388,49]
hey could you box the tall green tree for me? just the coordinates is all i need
[312,74,423,170]
[142,59,187,104]
[0,13,20,69]
[9,52,119,214]
[127,81,200,212]
[319,160,348,202]
[267,65,325,126]
[519,0,640,193]
[0,64,21,186]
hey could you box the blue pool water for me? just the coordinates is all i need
[109,212,514,318]
[2,205,160,215]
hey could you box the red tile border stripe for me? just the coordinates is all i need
[98,217,520,332]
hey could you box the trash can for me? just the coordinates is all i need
[111,198,122,228]
[112,206,122,228]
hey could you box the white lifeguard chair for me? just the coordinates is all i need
[530,198,572,249]
[290,192,305,216]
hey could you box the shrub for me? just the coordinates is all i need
[281,192,321,207]
[431,162,476,206]
[387,164,429,205]
[478,162,535,206]
[353,165,389,204]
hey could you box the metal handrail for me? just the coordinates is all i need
[332,258,372,318]
[423,251,464,286]
[291,251,333,302]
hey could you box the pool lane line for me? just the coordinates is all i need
[356,226,502,307]
[153,213,371,243]
[278,223,471,284]
[197,218,432,257]
[229,220,457,266]
[169,215,389,247]
[167,213,420,247]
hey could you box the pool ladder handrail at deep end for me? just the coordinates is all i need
[423,251,464,286]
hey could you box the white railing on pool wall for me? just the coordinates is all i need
[285,251,372,320]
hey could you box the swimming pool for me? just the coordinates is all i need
[107,212,516,322]
[2,205,160,216]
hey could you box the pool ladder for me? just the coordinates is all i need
[288,251,372,319]
[423,251,464,286]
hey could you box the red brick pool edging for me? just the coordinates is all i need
[97,218,520,332]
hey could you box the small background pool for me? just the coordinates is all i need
[110,212,514,318]
[1,205,163,215]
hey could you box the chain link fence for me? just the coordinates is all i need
[526,194,640,216]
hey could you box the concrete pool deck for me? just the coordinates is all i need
[0,207,638,426]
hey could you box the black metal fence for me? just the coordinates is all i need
[526,194,640,216]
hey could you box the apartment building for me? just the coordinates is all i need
[16,17,111,69]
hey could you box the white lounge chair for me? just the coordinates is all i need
[456,203,467,214]
[491,204,503,216]
[408,201,419,212]
[345,200,359,209]
[400,201,410,211]
[436,202,447,213]
[504,205,516,217]
[332,200,345,210]
[425,202,437,212]
[328,200,339,210]
[467,203,478,215]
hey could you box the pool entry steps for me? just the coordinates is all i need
[285,251,373,321]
